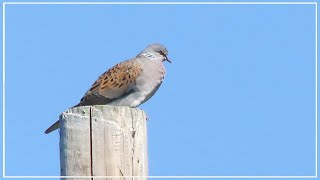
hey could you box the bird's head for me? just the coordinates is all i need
[139,43,171,63]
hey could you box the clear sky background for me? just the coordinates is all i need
[0,1,317,179]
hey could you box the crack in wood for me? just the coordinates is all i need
[119,166,124,176]
[89,106,94,180]
[130,109,135,180]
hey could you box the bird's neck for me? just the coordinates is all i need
[139,51,165,62]
[140,51,156,59]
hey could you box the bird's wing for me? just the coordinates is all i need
[77,59,143,106]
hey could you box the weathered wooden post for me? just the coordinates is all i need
[59,105,148,180]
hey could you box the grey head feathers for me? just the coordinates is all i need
[138,43,171,63]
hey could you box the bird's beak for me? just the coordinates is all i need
[165,55,171,63]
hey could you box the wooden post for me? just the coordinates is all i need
[59,105,148,180]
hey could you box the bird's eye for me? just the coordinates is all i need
[159,51,165,56]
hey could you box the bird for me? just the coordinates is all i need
[45,43,170,134]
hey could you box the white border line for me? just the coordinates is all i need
[2,175,319,179]
[2,1,318,5]
[315,2,318,178]
[2,2,318,179]
[2,2,5,178]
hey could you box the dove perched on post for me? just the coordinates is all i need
[45,43,170,134]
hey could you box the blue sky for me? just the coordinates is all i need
[1,1,317,179]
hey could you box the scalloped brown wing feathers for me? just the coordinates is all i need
[76,59,143,106]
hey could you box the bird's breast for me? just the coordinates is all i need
[133,60,165,101]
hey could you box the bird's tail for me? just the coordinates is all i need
[45,120,59,134]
